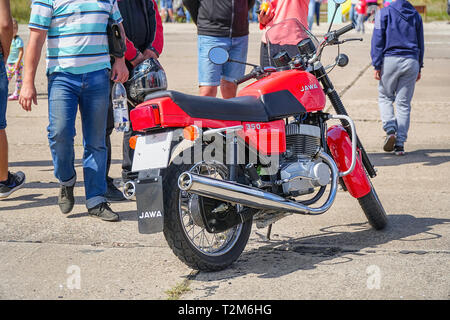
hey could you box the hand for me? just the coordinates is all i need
[143,48,159,60]
[130,51,146,67]
[111,57,129,83]
[19,82,38,112]
[416,72,421,82]
[258,7,274,26]
[374,70,381,80]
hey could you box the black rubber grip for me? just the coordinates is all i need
[335,23,355,38]
[235,72,255,85]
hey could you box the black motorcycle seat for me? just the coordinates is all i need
[144,89,306,122]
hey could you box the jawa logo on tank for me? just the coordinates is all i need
[139,210,162,219]
[300,83,319,92]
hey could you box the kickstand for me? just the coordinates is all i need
[266,224,273,240]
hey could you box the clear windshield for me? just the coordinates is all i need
[265,18,319,67]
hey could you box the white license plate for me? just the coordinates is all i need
[132,131,173,171]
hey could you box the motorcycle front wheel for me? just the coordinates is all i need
[357,182,388,230]
[163,160,252,271]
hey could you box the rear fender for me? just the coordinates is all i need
[327,125,371,199]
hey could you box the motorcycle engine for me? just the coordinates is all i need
[281,123,330,196]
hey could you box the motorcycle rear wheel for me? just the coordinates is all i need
[163,160,252,271]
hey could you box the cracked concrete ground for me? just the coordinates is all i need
[0,22,449,300]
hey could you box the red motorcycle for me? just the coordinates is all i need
[124,3,387,271]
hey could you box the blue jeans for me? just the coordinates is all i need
[251,1,260,22]
[186,10,191,22]
[47,69,110,209]
[160,0,173,9]
[0,55,7,130]
[308,0,315,30]
[349,4,357,25]
[198,35,248,86]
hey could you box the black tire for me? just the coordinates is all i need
[357,186,388,230]
[162,161,252,272]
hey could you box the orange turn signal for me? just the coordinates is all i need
[183,125,201,141]
[129,135,138,150]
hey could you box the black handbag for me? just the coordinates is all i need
[107,19,126,58]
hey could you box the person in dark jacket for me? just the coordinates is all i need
[370,0,424,156]
[105,0,164,201]
[183,0,255,99]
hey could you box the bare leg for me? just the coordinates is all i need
[220,79,237,99]
[199,85,218,97]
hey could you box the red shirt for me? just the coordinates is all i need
[356,0,367,15]
[260,0,310,43]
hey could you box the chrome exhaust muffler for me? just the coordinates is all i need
[178,151,339,215]
[122,180,136,200]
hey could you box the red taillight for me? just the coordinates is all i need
[152,105,161,125]
[130,103,161,131]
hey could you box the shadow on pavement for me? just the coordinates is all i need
[369,148,450,167]
[0,195,85,211]
[8,159,122,168]
[194,214,450,282]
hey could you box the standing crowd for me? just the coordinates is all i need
[0,0,424,219]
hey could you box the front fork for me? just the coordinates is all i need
[313,64,377,178]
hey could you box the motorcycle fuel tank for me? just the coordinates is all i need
[238,69,326,112]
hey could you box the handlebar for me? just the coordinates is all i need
[324,23,355,46]
[308,22,356,65]
[235,23,357,84]
[335,23,355,38]
[234,72,256,85]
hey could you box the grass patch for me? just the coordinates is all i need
[410,0,449,21]
[9,0,450,23]
[165,271,198,300]
[165,280,192,300]
[11,0,31,24]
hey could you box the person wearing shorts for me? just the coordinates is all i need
[160,0,174,22]
[197,34,248,98]
[183,0,255,99]
[0,0,26,200]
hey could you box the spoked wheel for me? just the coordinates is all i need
[163,160,252,271]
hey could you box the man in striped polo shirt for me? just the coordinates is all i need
[19,0,129,221]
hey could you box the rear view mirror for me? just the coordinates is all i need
[208,47,229,65]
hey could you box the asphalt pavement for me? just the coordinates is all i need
[0,21,449,300]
